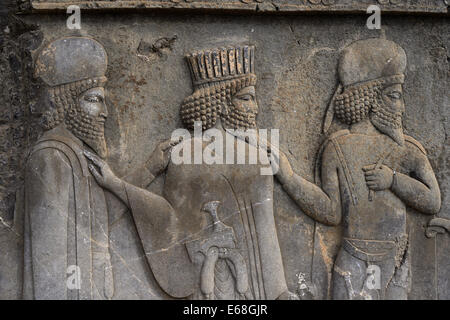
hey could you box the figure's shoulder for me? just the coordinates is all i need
[404,135,427,156]
[28,145,70,165]
[26,147,72,182]
[330,129,351,140]
[314,130,350,182]
[320,129,350,152]
[33,126,84,153]
[321,129,350,146]
[27,130,83,172]
[316,129,351,164]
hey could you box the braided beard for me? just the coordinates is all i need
[66,104,108,158]
[370,100,404,146]
[222,104,257,131]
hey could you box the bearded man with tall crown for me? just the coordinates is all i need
[88,45,298,300]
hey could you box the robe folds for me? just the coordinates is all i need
[128,135,288,299]
[22,127,113,299]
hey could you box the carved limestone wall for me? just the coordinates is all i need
[0,0,448,300]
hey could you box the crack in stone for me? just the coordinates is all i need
[142,197,273,256]
[0,215,18,236]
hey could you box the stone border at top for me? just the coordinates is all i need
[26,0,449,14]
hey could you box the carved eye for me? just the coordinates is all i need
[387,92,402,100]
[237,94,253,101]
[85,95,102,103]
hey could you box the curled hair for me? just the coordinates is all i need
[41,77,107,130]
[180,74,257,131]
[334,74,405,127]
[334,79,384,125]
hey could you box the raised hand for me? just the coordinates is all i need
[145,137,183,176]
[266,142,294,184]
[84,150,120,190]
[363,164,394,191]
[274,150,294,184]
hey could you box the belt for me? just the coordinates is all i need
[343,235,408,265]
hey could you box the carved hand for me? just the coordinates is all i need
[145,137,183,176]
[362,164,394,191]
[84,150,121,190]
[428,217,450,231]
[426,217,450,238]
[270,148,294,185]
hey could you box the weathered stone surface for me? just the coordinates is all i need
[27,0,449,14]
[0,0,448,300]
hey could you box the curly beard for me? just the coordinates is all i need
[222,104,257,131]
[333,78,405,146]
[370,101,404,146]
[66,105,108,158]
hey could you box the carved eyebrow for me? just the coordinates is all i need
[236,92,255,98]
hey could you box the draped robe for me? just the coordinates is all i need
[23,126,113,299]
[126,133,289,299]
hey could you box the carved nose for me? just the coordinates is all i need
[101,103,109,118]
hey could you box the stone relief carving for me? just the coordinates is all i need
[21,37,179,299]
[17,34,444,300]
[275,38,442,300]
[86,45,301,300]
[426,217,450,238]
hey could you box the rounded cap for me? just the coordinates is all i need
[35,37,108,87]
[338,38,406,87]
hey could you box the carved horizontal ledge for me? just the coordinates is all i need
[27,0,449,14]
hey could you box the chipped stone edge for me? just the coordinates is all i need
[25,1,449,15]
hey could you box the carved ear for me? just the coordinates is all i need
[323,83,343,134]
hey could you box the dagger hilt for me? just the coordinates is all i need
[202,201,224,232]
